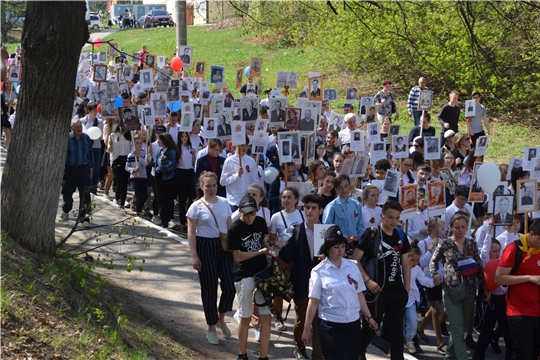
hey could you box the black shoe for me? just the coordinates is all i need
[490,339,502,354]
[417,330,429,343]
[237,354,248,360]
[293,347,310,359]
[258,358,269,360]
[466,335,477,349]
[440,322,449,336]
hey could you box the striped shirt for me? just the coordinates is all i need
[125,152,148,179]
[407,85,429,113]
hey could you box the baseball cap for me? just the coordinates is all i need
[324,225,346,241]
[155,125,167,133]
[239,195,258,214]
[444,130,456,139]
[471,90,481,97]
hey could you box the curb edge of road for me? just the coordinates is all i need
[93,195,189,246]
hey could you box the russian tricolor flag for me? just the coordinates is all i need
[458,258,478,277]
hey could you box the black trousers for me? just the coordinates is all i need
[196,237,235,325]
[474,294,513,360]
[471,130,486,148]
[112,156,129,206]
[508,315,540,360]
[148,172,159,216]
[318,318,361,360]
[61,165,92,221]
[361,286,408,360]
[155,173,175,227]
[131,179,148,213]
[175,168,196,225]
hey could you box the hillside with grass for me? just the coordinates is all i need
[100,25,539,165]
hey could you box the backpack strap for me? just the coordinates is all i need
[279,211,288,229]
[298,209,305,222]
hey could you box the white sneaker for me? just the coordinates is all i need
[102,194,111,201]
[168,220,177,229]
[61,212,69,221]
[152,216,161,225]
[124,201,131,209]
[406,341,416,354]
[206,331,219,345]
[79,221,91,229]
[216,322,231,337]
[254,328,260,342]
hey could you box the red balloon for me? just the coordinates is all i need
[97,103,102,115]
[93,37,102,48]
[171,56,183,72]
[483,258,500,291]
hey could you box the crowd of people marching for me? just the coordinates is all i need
[2,42,540,360]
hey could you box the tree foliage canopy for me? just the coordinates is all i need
[231,0,540,111]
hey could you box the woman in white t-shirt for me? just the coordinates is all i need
[231,184,271,228]
[175,132,197,230]
[186,171,235,345]
[269,187,305,330]
[362,185,382,230]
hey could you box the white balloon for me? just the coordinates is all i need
[264,167,279,184]
[476,162,500,194]
[85,127,102,140]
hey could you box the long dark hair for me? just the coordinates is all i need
[159,133,181,165]
[315,141,328,163]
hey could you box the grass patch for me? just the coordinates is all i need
[0,234,199,359]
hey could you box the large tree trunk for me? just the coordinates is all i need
[1,1,89,255]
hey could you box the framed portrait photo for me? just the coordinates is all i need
[308,76,323,101]
[417,90,433,111]
[427,181,446,216]
[400,184,419,219]
[465,99,476,118]
[440,168,458,193]
[269,97,287,124]
[345,88,357,104]
[389,124,401,136]
[119,105,140,131]
[392,135,408,159]
[210,65,224,84]
[516,179,538,213]
[92,64,107,83]
[323,88,338,101]
[140,69,154,90]
[474,136,489,157]
[194,61,206,78]
[240,96,259,123]
[493,194,515,226]
[469,162,485,202]
[145,54,155,69]
[249,57,263,78]
[424,136,441,161]
[285,108,301,130]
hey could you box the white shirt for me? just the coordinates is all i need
[444,202,476,232]
[186,197,232,238]
[109,132,132,163]
[419,236,444,279]
[231,206,271,227]
[496,230,521,252]
[362,206,382,231]
[407,265,435,307]
[401,171,417,185]
[270,209,305,235]
[338,127,354,146]
[190,133,205,152]
[167,124,180,145]
[220,154,259,206]
[80,115,104,148]
[149,140,162,176]
[309,258,365,323]
[408,209,429,242]
[178,146,194,169]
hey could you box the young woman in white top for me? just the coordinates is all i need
[101,117,116,200]
[231,184,271,228]
[175,132,197,230]
[108,121,131,208]
[305,160,325,194]
[362,185,382,230]
[269,187,305,330]
[190,119,205,153]
[417,217,448,354]
[186,171,235,345]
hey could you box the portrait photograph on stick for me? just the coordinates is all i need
[417,90,433,111]
[516,179,538,213]
[439,168,458,193]
[249,57,263,78]
[308,76,323,101]
[400,184,419,219]
[493,194,515,226]
[119,106,140,131]
[469,162,485,202]
[427,181,446,216]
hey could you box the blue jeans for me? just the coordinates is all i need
[403,303,418,341]
[412,110,423,126]
[91,147,101,187]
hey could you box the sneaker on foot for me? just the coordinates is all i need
[254,327,260,342]
[405,341,416,354]
[102,193,111,201]
[124,201,131,209]
[207,331,219,345]
[237,354,248,360]
[61,212,69,221]
[440,322,449,336]
[417,330,429,343]
[466,335,477,349]
[144,209,152,217]
[293,346,310,359]
[152,216,161,225]
[216,321,231,337]
[79,221,91,228]
[437,343,447,355]
[275,322,285,331]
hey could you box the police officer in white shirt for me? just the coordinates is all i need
[302,225,378,360]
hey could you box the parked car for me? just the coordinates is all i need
[88,15,102,30]
[147,9,174,27]
[136,15,152,28]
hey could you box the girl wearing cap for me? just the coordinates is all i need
[302,225,377,359]
[442,130,456,153]
[186,171,234,345]
[375,80,398,122]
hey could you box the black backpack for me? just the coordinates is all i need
[507,239,524,297]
